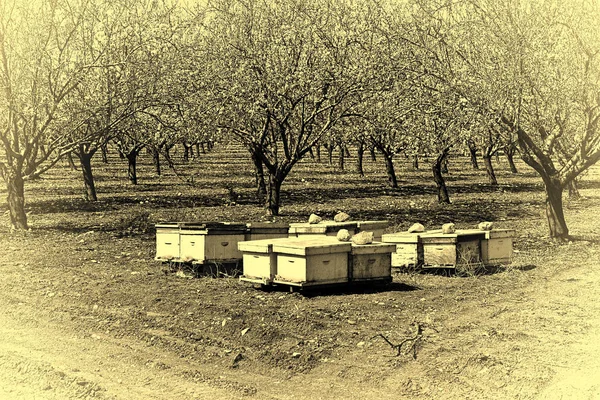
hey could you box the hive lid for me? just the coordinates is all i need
[351,242,397,255]
[420,230,486,243]
[238,237,292,253]
[382,232,423,243]
[288,221,359,233]
[246,222,290,233]
[180,222,246,231]
[272,238,351,256]
[356,221,389,230]
[155,222,184,229]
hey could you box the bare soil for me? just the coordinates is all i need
[1,147,599,399]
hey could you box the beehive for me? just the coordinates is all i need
[272,238,351,285]
[382,232,423,268]
[238,238,291,283]
[420,231,485,267]
[456,229,515,266]
[245,222,290,242]
[288,222,358,238]
[155,223,182,260]
[356,221,389,241]
[350,242,396,281]
[179,222,246,263]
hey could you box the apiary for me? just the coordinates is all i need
[456,229,515,266]
[420,231,486,268]
[179,222,246,263]
[155,223,182,261]
[288,221,359,238]
[349,242,396,282]
[238,238,291,284]
[272,238,352,286]
[245,222,290,242]
[356,221,389,241]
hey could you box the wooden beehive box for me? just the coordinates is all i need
[238,238,291,283]
[245,222,290,242]
[155,223,182,261]
[350,242,396,281]
[420,231,485,268]
[382,232,423,268]
[456,229,515,266]
[179,222,246,263]
[272,238,351,286]
[288,222,359,238]
[356,221,389,241]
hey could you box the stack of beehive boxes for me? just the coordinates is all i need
[382,227,515,269]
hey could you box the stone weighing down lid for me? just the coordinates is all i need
[455,229,516,240]
[272,237,351,256]
[288,221,359,234]
[351,242,397,255]
[238,237,293,253]
[246,222,290,233]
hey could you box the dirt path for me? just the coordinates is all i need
[2,254,600,400]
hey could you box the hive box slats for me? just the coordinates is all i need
[178,223,246,263]
[350,243,395,281]
[382,231,441,268]
[155,223,182,260]
[238,238,291,282]
[456,229,515,265]
[420,232,485,267]
[273,239,351,284]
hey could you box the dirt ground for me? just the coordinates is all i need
[1,148,599,399]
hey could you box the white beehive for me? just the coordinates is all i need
[288,221,358,238]
[238,238,291,283]
[350,242,396,281]
[155,223,182,260]
[420,231,485,268]
[179,222,246,263]
[245,222,290,242]
[273,238,351,285]
[456,229,515,266]
[356,221,389,241]
[382,232,423,268]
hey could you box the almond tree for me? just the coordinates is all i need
[199,0,384,215]
[0,0,97,229]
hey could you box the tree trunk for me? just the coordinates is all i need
[101,144,108,164]
[412,154,419,170]
[483,154,498,185]
[568,179,581,200]
[6,170,28,230]
[505,146,518,174]
[441,154,449,174]
[337,144,345,171]
[195,143,200,158]
[369,145,377,162]
[468,142,479,169]
[78,149,98,202]
[326,144,334,166]
[382,152,398,188]
[183,144,190,163]
[127,150,139,185]
[152,147,161,176]
[315,145,321,163]
[356,141,365,176]
[267,172,284,216]
[67,153,78,171]
[344,145,351,157]
[251,149,267,203]
[544,177,569,239]
[433,151,451,204]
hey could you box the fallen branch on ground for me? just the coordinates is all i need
[373,322,423,359]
